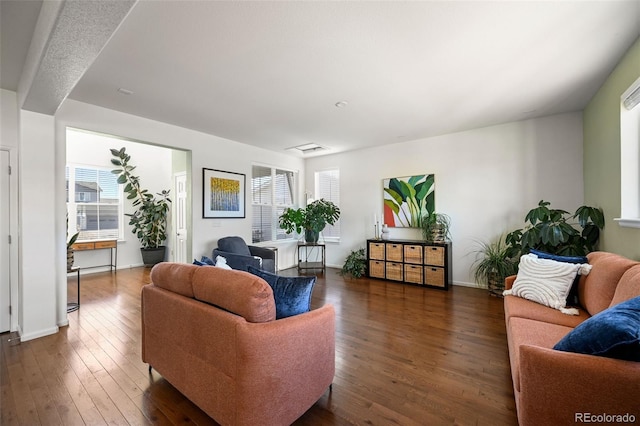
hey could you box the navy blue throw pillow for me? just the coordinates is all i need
[529,249,588,307]
[529,249,588,264]
[553,295,640,361]
[247,266,316,319]
[193,256,215,266]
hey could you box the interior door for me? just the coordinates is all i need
[1,150,11,332]
[174,172,188,263]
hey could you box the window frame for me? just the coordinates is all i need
[66,163,124,242]
[314,168,341,242]
[251,163,298,243]
[615,76,640,229]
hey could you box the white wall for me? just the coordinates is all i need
[1,89,21,332]
[20,110,59,340]
[305,112,585,286]
[66,129,173,270]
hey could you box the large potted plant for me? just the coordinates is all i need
[505,200,605,257]
[279,199,340,243]
[472,237,518,297]
[110,147,171,266]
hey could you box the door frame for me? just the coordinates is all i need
[1,146,19,332]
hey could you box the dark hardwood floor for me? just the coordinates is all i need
[1,267,517,425]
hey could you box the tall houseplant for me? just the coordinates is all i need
[110,147,171,266]
[505,200,605,257]
[279,199,340,243]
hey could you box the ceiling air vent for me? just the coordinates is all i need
[290,143,326,154]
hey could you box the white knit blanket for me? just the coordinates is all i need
[503,254,592,315]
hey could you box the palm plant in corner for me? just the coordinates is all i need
[110,147,171,267]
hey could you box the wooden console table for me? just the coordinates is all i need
[72,239,118,271]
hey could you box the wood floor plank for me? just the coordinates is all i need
[1,266,518,425]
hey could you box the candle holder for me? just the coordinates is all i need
[374,222,379,239]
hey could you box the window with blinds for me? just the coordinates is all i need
[617,76,640,227]
[66,165,123,240]
[315,169,340,239]
[252,165,296,243]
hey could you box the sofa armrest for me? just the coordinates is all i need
[504,275,517,290]
[234,304,336,425]
[248,245,276,261]
[212,249,262,271]
[518,344,640,426]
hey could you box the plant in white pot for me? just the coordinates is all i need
[110,147,171,266]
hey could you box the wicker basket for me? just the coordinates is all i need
[403,245,423,264]
[368,242,385,260]
[404,264,423,284]
[424,246,445,266]
[424,266,445,287]
[369,260,385,278]
[386,243,403,262]
[386,262,403,281]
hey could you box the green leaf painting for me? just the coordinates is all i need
[383,174,435,227]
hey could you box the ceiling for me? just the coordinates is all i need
[2,1,639,157]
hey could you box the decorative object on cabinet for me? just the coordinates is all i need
[420,212,451,242]
[383,174,434,228]
[381,223,390,240]
[340,248,367,278]
[279,199,340,243]
[471,236,517,297]
[202,168,246,218]
[110,147,171,266]
[297,243,326,273]
[367,238,451,289]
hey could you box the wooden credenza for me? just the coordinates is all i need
[367,239,451,290]
[72,239,118,271]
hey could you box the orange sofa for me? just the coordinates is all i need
[142,263,335,426]
[504,251,640,426]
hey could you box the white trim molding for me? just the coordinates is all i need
[614,217,640,229]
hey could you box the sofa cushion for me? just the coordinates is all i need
[610,264,640,307]
[580,252,638,316]
[504,254,591,315]
[529,249,587,306]
[507,317,573,392]
[504,293,590,328]
[151,262,197,298]
[217,236,252,257]
[553,296,640,361]
[192,267,276,323]
[247,266,316,319]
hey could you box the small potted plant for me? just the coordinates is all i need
[340,248,367,278]
[279,199,340,243]
[472,236,518,297]
[66,213,79,271]
[110,147,171,266]
[420,212,451,242]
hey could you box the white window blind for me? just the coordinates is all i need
[252,165,296,243]
[315,169,340,239]
[67,165,123,240]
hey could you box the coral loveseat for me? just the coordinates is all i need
[142,263,335,426]
[503,251,640,426]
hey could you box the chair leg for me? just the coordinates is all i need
[148,365,153,374]
[329,383,333,392]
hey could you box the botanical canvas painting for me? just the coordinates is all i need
[383,174,435,228]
